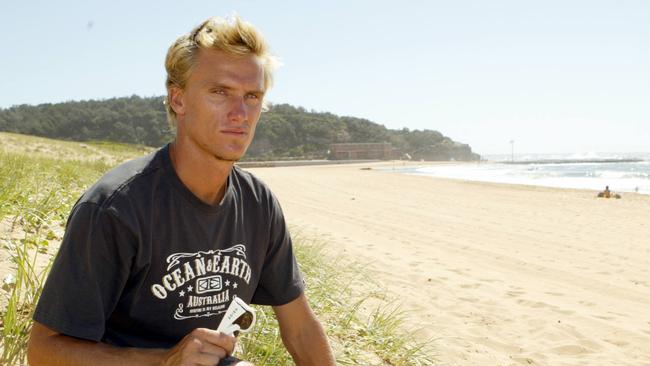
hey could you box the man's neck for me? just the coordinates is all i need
[168,139,233,206]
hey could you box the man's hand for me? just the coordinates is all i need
[162,328,237,366]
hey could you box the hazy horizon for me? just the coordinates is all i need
[2,1,648,155]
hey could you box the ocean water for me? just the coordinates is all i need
[388,152,650,195]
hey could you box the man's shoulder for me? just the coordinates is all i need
[232,165,266,186]
[79,147,167,208]
[231,165,276,203]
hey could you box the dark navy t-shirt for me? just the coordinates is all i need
[33,144,304,348]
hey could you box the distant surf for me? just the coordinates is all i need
[388,152,650,195]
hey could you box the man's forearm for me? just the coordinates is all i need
[28,322,235,366]
[283,318,336,366]
[274,294,336,366]
[28,330,165,366]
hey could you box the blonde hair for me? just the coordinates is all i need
[164,15,277,127]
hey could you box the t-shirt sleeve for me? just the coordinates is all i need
[33,202,135,341]
[251,194,305,306]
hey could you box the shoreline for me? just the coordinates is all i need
[381,161,650,196]
[247,162,650,366]
[501,158,645,164]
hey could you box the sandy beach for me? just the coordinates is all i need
[247,162,650,366]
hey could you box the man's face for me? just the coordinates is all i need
[171,48,266,162]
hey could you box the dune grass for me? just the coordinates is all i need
[0,134,437,365]
[0,149,112,364]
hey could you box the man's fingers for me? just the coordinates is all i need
[182,338,227,366]
[187,337,203,352]
[192,352,226,366]
[192,328,237,355]
[194,340,228,359]
[164,329,235,366]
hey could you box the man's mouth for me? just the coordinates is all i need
[220,128,248,136]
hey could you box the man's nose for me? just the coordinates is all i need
[228,96,247,122]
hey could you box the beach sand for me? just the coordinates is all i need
[247,162,650,366]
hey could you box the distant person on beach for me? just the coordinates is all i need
[603,186,611,198]
[597,185,621,199]
[27,16,335,366]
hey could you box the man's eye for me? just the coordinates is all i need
[212,89,227,95]
[244,94,262,106]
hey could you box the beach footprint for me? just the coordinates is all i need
[506,289,526,298]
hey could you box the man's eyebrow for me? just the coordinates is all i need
[247,89,266,95]
[203,82,265,94]
[203,82,232,89]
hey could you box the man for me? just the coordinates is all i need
[27,16,336,366]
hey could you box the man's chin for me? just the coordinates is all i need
[213,150,247,163]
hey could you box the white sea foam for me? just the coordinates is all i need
[391,156,650,195]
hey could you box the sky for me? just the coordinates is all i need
[1,0,649,155]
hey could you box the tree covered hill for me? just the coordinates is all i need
[0,95,480,161]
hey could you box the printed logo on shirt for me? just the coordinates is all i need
[150,244,252,320]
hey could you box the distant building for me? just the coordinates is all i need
[329,142,393,160]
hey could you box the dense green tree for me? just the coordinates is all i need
[0,97,480,161]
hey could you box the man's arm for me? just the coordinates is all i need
[273,294,336,366]
[27,321,236,366]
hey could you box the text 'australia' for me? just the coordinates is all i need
[151,254,252,299]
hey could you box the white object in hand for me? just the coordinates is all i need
[217,296,256,336]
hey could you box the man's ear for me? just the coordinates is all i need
[168,86,186,117]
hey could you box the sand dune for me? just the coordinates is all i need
[247,162,650,366]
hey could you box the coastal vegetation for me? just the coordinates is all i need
[0,132,436,365]
[0,96,479,161]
